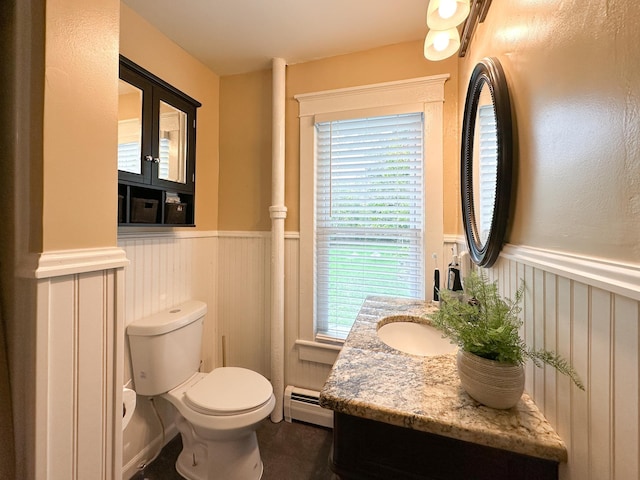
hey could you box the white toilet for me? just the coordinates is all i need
[127,300,275,480]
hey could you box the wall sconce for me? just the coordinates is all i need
[423,27,461,61]
[424,0,492,61]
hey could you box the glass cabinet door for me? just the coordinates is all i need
[117,64,154,185]
[117,79,143,175]
[118,58,196,192]
[158,100,188,184]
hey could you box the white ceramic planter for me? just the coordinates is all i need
[456,350,525,409]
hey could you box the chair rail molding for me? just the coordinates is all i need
[501,244,640,301]
[32,247,129,278]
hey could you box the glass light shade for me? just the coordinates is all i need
[426,0,470,30]
[424,27,461,61]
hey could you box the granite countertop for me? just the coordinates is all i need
[319,296,568,463]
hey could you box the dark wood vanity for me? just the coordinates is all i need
[331,412,558,480]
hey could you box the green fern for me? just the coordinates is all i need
[428,271,584,390]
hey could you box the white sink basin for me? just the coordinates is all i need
[377,318,457,356]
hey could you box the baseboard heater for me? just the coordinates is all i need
[284,385,333,429]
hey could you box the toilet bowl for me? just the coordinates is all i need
[164,369,275,480]
[127,301,275,480]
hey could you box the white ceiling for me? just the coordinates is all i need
[121,0,429,76]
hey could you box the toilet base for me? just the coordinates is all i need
[173,412,264,480]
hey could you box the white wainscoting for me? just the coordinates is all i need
[217,232,271,376]
[489,246,640,480]
[118,230,329,478]
[118,231,219,372]
[118,229,639,480]
[117,230,217,477]
[31,249,127,480]
[215,232,333,391]
[215,232,468,393]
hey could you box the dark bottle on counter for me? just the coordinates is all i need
[447,255,463,292]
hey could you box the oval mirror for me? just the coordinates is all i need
[461,57,513,267]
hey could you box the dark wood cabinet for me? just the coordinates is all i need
[330,412,559,480]
[117,56,200,226]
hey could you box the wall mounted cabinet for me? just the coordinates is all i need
[118,55,201,226]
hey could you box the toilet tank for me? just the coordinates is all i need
[127,300,207,396]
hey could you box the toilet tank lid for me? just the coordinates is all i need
[127,300,207,336]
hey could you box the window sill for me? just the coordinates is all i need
[295,339,342,365]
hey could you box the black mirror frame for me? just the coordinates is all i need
[461,57,513,268]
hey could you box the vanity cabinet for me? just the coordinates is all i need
[321,297,566,480]
[331,412,558,480]
[117,56,201,226]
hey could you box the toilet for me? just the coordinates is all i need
[127,300,275,480]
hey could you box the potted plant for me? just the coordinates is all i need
[428,271,584,409]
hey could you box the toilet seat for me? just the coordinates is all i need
[184,367,273,416]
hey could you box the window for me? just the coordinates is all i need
[296,75,448,359]
[315,113,425,339]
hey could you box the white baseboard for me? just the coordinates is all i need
[284,386,333,429]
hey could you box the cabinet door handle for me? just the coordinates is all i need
[144,155,153,162]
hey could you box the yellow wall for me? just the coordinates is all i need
[219,41,460,234]
[460,0,640,263]
[42,0,120,250]
[120,3,220,231]
[219,69,273,231]
[39,1,222,248]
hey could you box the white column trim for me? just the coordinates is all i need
[33,247,129,279]
[500,244,640,301]
[270,57,287,423]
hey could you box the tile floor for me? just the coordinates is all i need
[131,419,335,480]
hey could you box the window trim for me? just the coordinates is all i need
[295,75,449,363]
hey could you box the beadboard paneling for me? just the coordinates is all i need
[284,237,334,391]
[122,231,325,400]
[144,232,640,480]
[118,233,218,371]
[117,232,217,476]
[489,255,640,480]
[215,233,332,391]
[119,230,640,480]
[612,294,639,479]
[35,268,123,480]
[217,234,271,376]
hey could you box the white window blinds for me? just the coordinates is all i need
[315,113,425,339]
